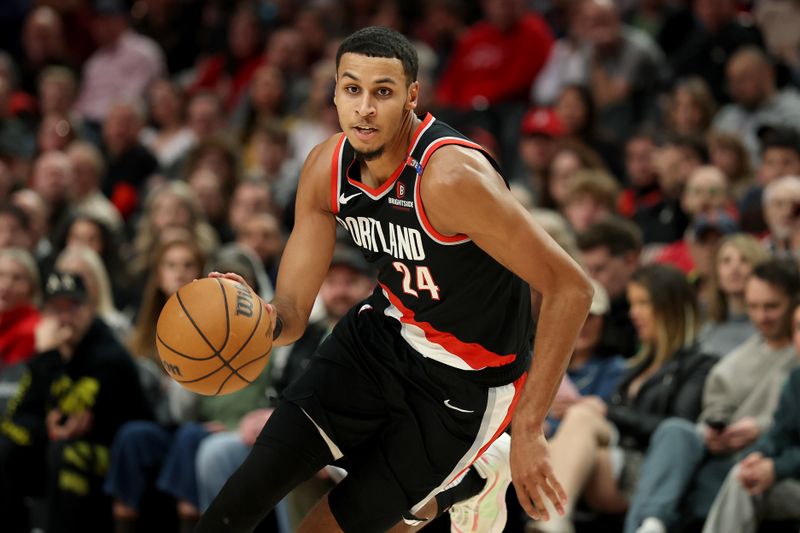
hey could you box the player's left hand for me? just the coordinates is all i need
[510,423,567,521]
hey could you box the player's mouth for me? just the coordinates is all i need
[353,125,378,141]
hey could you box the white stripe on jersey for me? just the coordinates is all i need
[409,381,517,516]
[382,288,477,371]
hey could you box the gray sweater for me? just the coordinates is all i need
[699,333,798,432]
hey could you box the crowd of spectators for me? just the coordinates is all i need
[2,0,800,531]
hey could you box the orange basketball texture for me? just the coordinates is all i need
[156,278,272,396]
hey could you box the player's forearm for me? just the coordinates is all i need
[513,282,592,432]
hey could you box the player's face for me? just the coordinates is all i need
[335,53,418,161]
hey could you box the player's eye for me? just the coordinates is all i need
[345,86,359,94]
[377,88,392,97]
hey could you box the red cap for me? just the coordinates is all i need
[520,108,565,137]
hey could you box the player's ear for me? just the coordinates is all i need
[406,80,419,111]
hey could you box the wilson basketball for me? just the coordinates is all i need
[156,277,272,396]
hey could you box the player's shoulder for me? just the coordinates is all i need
[423,143,501,194]
[302,133,344,176]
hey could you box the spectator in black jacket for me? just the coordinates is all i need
[529,265,716,533]
[0,271,151,533]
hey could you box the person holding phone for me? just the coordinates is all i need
[625,258,800,533]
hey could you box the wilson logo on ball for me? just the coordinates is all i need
[234,283,254,317]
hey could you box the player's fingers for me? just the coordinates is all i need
[529,485,550,522]
[513,478,540,520]
[546,471,568,513]
[538,476,565,516]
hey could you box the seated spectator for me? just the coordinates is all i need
[618,132,662,219]
[737,126,800,235]
[515,107,565,202]
[247,123,300,214]
[65,141,123,234]
[625,258,800,533]
[577,216,642,358]
[0,202,33,251]
[181,136,239,203]
[29,150,74,234]
[529,265,716,532]
[554,85,623,177]
[699,234,769,357]
[235,213,284,292]
[634,135,705,246]
[545,281,626,437]
[713,47,800,166]
[0,271,151,533]
[227,179,273,236]
[577,0,667,141]
[186,91,227,143]
[707,130,753,201]
[761,176,800,259]
[54,245,131,342]
[188,3,265,112]
[19,6,74,96]
[663,77,717,138]
[140,79,195,177]
[562,168,620,232]
[668,0,762,104]
[187,168,231,242]
[541,139,606,210]
[10,190,48,259]
[654,166,734,276]
[702,303,800,533]
[129,181,217,284]
[100,100,159,220]
[0,247,40,368]
[73,0,165,126]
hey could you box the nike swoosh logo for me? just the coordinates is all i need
[444,399,474,413]
[339,192,362,205]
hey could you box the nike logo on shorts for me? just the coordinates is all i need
[339,192,362,205]
[444,399,474,413]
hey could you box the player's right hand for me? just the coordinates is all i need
[208,272,278,338]
[510,424,567,522]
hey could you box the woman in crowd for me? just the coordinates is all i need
[0,247,40,368]
[530,264,716,533]
[129,181,217,286]
[699,234,768,357]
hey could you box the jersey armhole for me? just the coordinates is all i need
[330,134,346,215]
[414,138,488,245]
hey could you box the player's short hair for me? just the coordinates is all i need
[576,216,642,256]
[336,26,418,84]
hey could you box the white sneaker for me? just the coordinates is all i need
[449,433,512,533]
[636,517,666,533]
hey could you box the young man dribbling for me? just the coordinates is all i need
[198,27,592,533]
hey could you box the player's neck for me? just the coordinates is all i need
[360,111,420,187]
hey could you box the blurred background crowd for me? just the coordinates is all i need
[2,0,800,532]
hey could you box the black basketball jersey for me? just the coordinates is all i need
[331,113,533,383]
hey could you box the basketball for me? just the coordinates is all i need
[156,277,272,396]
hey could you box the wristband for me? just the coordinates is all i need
[272,316,283,341]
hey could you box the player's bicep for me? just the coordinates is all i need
[423,150,581,293]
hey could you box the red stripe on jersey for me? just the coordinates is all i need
[474,372,526,457]
[331,134,346,215]
[346,113,435,197]
[381,283,516,369]
[420,138,484,168]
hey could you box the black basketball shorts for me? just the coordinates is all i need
[280,302,526,533]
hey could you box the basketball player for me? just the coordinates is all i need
[197,27,593,533]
